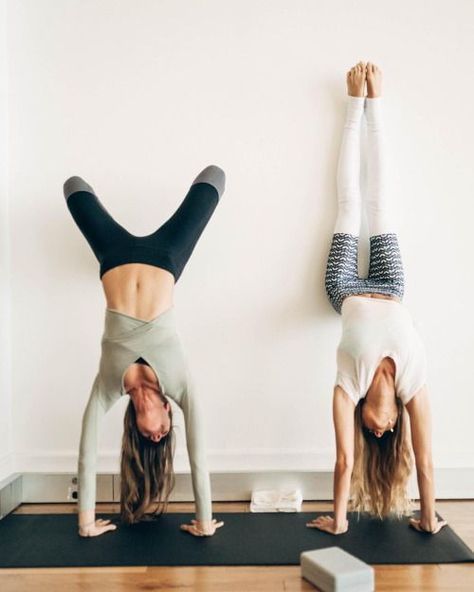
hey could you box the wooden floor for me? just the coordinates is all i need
[0,500,473,591]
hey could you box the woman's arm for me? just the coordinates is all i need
[77,374,117,537]
[178,371,223,536]
[405,385,447,534]
[307,386,354,534]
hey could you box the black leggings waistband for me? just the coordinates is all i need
[64,166,225,282]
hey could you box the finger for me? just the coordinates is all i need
[318,525,334,535]
[100,524,117,534]
[181,524,203,536]
[433,521,448,534]
[307,522,330,533]
[214,521,224,529]
[182,525,198,535]
[97,519,111,525]
[88,524,117,536]
[190,527,205,537]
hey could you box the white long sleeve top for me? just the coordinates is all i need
[77,306,212,521]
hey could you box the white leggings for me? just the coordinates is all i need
[334,96,393,236]
[325,96,405,313]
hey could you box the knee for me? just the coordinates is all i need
[63,176,95,200]
[325,274,343,296]
[192,165,226,199]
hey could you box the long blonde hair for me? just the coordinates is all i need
[350,396,414,519]
[120,396,175,524]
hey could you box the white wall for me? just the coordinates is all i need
[0,0,13,481]
[6,1,474,482]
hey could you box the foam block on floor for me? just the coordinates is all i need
[301,546,374,592]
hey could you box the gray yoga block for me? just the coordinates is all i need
[300,547,374,592]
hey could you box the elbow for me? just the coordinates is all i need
[415,453,434,473]
[415,460,434,476]
[335,457,354,472]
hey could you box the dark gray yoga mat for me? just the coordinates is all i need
[0,511,472,568]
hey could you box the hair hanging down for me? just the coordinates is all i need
[350,396,414,519]
[120,396,175,524]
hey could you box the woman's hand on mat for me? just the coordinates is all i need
[306,515,348,535]
[180,518,224,536]
[409,517,448,534]
[78,518,117,537]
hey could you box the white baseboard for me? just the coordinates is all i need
[0,473,22,519]
[14,467,474,504]
[0,452,13,482]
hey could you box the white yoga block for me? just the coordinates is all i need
[300,547,374,592]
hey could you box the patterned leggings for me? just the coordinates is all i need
[325,96,404,314]
[325,232,404,314]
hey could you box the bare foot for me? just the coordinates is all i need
[366,62,382,98]
[346,62,366,97]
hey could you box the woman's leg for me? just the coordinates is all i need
[334,96,365,235]
[148,165,225,282]
[64,176,128,267]
[364,90,404,298]
[64,166,225,281]
[325,94,365,313]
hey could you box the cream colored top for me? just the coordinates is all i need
[77,306,212,520]
[335,296,428,405]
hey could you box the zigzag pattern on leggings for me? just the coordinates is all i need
[325,232,405,314]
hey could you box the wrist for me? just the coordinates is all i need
[333,510,347,525]
[195,519,214,533]
[420,508,436,520]
[78,520,95,535]
[78,509,95,526]
[333,515,348,531]
[334,521,348,532]
[420,514,437,531]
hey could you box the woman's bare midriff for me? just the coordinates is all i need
[348,293,401,302]
[101,263,175,321]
